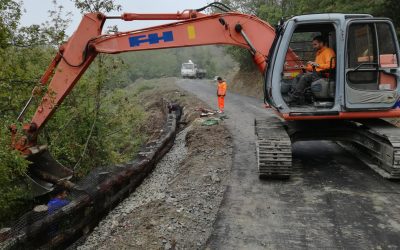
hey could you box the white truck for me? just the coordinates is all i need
[181,60,206,79]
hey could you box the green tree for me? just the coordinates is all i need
[0,0,32,224]
[219,0,398,71]
[42,0,73,46]
[373,0,400,36]
[291,0,383,14]
[0,0,74,224]
[0,0,22,48]
[74,0,121,13]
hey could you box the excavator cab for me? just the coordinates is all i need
[266,14,400,117]
[280,22,337,109]
[258,14,400,179]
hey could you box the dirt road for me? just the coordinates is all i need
[176,79,400,249]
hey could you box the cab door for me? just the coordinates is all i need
[345,20,400,110]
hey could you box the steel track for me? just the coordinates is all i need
[255,117,400,179]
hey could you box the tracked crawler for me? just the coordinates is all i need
[255,118,292,178]
[255,118,400,179]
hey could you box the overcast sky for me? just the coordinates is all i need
[20,0,210,35]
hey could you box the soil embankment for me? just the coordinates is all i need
[228,69,263,99]
[73,78,233,249]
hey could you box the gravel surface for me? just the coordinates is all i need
[177,79,400,249]
[65,77,400,249]
[72,79,233,250]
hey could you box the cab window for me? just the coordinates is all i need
[346,22,398,91]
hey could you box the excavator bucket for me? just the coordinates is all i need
[26,148,73,196]
[24,174,54,197]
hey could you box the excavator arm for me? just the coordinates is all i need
[13,10,292,152]
[10,8,300,195]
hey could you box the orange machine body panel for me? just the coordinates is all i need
[28,11,287,133]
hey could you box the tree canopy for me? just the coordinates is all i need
[221,0,400,70]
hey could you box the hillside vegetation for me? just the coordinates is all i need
[0,0,237,225]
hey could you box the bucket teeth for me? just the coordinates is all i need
[24,174,54,197]
[25,146,74,196]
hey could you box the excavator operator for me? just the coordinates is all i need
[288,35,336,104]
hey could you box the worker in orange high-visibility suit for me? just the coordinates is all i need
[217,76,227,113]
[289,35,336,104]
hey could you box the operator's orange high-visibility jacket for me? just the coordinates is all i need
[306,46,336,72]
[217,81,227,96]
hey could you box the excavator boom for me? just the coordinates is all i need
[24,11,284,143]
[12,8,297,195]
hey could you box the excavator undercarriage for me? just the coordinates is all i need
[256,118,400,179]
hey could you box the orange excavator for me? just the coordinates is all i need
[10,3,400,194]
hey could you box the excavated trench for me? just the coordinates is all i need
[0,101,182,249]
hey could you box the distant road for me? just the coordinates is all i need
[176,78,400,249]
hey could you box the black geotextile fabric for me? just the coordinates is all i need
[0,102,181,249]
